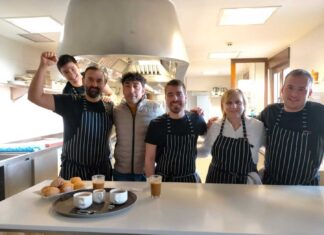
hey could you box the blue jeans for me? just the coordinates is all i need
[113,170,146,182]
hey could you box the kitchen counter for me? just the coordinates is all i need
[0,134,63,200]
[1,181,324,235]
[0,133,63,167]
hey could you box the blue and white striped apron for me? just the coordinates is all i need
[155,113,200,182]
[206,116,256,184]
[60,98,113,180]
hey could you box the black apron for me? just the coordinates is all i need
[155,113,200,183]
[206,116,256,184]
[263,107,320,185]
[60,98,113,180]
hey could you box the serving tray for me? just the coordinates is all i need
[52,188,137,218]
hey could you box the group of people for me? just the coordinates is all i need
[28,51,324,185]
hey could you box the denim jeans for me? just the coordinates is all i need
[113,170,146,181]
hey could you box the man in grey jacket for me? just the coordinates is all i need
[113,72,164,181]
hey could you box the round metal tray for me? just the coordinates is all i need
[53,188,137,218]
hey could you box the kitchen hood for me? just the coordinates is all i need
[58,0,189,82]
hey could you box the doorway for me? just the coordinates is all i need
[231,58,268,116]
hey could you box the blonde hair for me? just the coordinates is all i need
[220,89,247,117]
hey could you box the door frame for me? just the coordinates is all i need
[231,58,269,107]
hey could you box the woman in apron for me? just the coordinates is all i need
[199,89,265,184]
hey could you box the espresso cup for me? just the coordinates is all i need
[93,189,106,204]
[73,192,93,209]
[92,174,105,189]
[109,189,128,204]
[148,175,162,198]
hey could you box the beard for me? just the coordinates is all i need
[168,102,184,114]
[86,87,100,98]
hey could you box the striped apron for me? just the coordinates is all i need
[155,114,200,183]
[263,107,320,185]
[60,98,113,180]
[206,116,256,184]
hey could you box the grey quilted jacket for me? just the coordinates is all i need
[113,98,164,174]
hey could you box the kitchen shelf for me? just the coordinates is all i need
[0,82,62,101]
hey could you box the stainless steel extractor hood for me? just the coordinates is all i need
[59,0,189,81]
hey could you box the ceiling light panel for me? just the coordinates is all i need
[219,7,279,25]
[18,33,53,42]
[5,16,62,33]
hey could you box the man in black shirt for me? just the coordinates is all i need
[28,52,113,180]
[145,79,207,182]
[259,69,324,185]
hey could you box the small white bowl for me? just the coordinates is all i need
[73,191,92,209]
[109,189,128,204]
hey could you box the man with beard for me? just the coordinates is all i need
[145,79,207,182]
[28,52,113,180]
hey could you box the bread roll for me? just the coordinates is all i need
[70,176,82,184]
[73,181,86,190]
[50,177,65,188]
[60,182,74,193]
[41,186,60,197]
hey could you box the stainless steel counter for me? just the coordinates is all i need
[0,133,63,200]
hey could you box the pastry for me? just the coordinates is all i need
[41,186,60,197]
[59,181,74,193]
[50,176,65,188]
[73,181,86,190]
[70,176,82,184]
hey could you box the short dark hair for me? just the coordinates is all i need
[57,54,77,71]
[83,66,107,81]
[285,69,313,84]
[165,79,186,93]
[121,72,146,87]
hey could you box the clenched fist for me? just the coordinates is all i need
[40,51,58,67]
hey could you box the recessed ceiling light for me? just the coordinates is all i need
[219,6,279,25]
[18,33,53,43]
[4,16,62,33]
[209,51,240,59]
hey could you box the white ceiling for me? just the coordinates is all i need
[0,0,324,78]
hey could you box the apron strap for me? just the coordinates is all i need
[220,116,253,147]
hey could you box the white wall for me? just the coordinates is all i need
[290,23,324,103]
[0,35,63,143]
[186,75,230,119]
[186,75,230,92]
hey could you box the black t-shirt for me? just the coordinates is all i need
[258,102,324,135]
[258,101,324,164]
[54,94,113,142]
[145,112,207,158]
[62,82,85,95]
